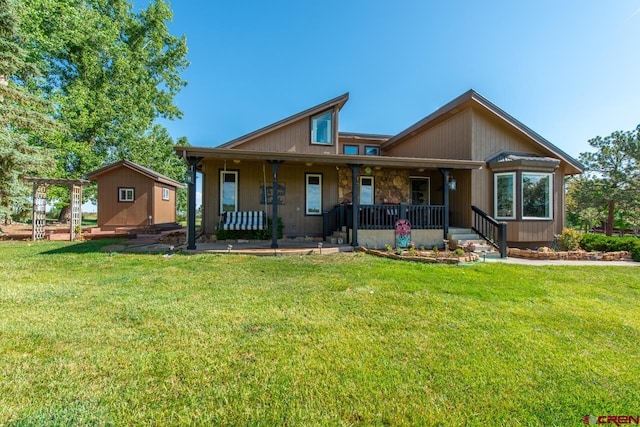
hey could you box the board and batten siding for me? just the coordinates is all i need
[384,108,472,160]
[152,183,177,224]
[470,108,563,244]
[96,168,153,227]
[229,114,339,156]
[201,160,339,236]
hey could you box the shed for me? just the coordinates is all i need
[87,160,185,229]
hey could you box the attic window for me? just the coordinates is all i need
[365,146,380,156]
[311,111,333,145]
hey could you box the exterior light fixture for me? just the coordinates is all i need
[448,176,457,191]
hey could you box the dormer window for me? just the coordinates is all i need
[311,111,333,145]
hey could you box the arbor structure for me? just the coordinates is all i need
[575,126,640,235]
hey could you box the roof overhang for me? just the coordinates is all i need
[87,160,185,188]
[175,146,485,170]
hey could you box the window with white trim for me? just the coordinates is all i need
[360,176,374,205]
[119,187,134,202]
[220,170,238,213]
[162,187,170,201]
[311,111,333,145]
[494,172,515,219]
[305,173,322,215]
[522,172,553,219]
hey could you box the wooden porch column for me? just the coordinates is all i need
[440,168,452,240]
[347,164,362,247]
[267,160,284,249]
[186,157,202,250]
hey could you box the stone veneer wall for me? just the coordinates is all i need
[338,168,410,204]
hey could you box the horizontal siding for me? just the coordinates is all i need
[384,108,472,159]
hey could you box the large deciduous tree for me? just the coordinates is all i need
[0,0,55,222]
[18,0,189,218]
[575,126,640,235]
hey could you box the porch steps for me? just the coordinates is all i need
[326,230,348,245]
[447,228,497,254]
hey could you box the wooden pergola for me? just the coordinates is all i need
[23,177,91,241]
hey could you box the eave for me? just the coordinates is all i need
[86,160,185,188]
[175,146,485,170]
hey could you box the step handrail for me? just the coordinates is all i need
[471,205,507,258]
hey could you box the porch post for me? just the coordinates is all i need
[186,157,201,250]
[267,160,284,249]
[347,164,362,247]
[440,168,452,240]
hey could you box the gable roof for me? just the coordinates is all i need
[218,93,350,149]
[381,89,584,174]
[86,160,185,188]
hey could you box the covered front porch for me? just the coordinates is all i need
[175,146,486,251]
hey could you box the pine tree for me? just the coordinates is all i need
[0,0,54,222]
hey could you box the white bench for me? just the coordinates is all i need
[220,211,266,231]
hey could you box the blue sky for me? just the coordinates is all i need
[140,0,639,158]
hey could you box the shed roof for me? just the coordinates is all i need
[86,160,185,188]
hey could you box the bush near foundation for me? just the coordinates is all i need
[580,233,640,261]
[557,228,583,251]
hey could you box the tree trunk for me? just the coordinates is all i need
[58,205,71,224]
[606,199,615,236]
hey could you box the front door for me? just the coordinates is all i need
[410,178,430,205]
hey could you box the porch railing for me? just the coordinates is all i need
[341,204,445,230]
[322,204,347,240]
[471,205,507,258]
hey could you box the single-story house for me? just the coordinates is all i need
[87,160,185,229]
[176,90,583,253]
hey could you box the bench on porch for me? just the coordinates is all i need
[220,211,266,230]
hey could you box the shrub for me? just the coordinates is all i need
[453,248,465,256]
[581,233,640,261]
[557,228,583,251]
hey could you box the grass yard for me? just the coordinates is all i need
[0,241,639,426]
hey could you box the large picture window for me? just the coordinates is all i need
[305,173,322,215]
[360,176,374,205]
[494,173,515,219]
[220,170,238,213]
[522,172,552,219]
[311,111,333,145]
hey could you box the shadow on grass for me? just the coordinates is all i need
[40,239,126,255]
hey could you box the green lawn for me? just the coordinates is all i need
[1,241,639,426]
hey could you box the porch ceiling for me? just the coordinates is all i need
[175,147,485,170]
